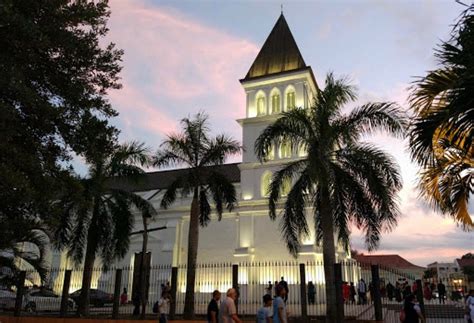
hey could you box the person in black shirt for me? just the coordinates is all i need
[207,290,221,323]
[403,294,424,323]
[437,281,446,304]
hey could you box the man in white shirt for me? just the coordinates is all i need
[220,288,241,323]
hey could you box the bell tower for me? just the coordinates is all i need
[238,13,319,201]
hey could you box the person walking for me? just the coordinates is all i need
[342,282,350,303]
[386,282,394,301]
[423,283,432,301]
[349,282,356,304]
[265,281,273,296]
[207,290,221,323]
[132,290,140,316]
[437,280,446,304]
[221,288,241,323]
[402,294,425,323]
[307,281,316,305]
[395,283,402,303]
[120,287,128,305]
[465,289,474,323]
[358,278,367,305]
[273,285,288,323]
[257,294,273,323]
[279,277,289,303]
[158,291,170,323]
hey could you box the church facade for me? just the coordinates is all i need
[52,14,351,274]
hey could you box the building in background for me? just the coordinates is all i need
[354,254,425,282]
[427,261,460,283]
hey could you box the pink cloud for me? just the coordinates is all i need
[105,0,259,145]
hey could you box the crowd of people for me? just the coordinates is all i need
[329,278,450,305]
[117,276,473,323]
[207,277,291,323]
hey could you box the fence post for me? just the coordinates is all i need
[14,271,26,317]
[415,279,425,317]
[60,270,72,317]
[299,263,308,321]
[169,266,178,320]
[112,269,122,319]
[334,263,344,322]
[371,265,383,321]
[232,264,239,313]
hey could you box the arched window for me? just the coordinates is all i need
[270,88,281,114]
[281,177,291,197]
[256,91,266,116]
[279,140,291,159]
[298,143,308,157]
[285,86,296,111]
[267,144,275,161]
[261,171,272,198]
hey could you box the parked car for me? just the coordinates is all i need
[24,288,75,312]
[0,289,16,310]
[69,289,113,307]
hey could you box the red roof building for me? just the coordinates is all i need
[354,254,425,279]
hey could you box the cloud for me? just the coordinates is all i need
[347,83,472,267]
[105,0,259,151]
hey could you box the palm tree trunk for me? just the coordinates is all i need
[77,237,96,317]
[183,189,200,319]
[320,187,341,323]
[140,215,149,319]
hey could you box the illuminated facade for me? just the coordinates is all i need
[50,14,352,289]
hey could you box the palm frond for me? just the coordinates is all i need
[199,189,211,226]
[316,73,357,121]
[268,159,308,220]
[160,175,187,209]
[279,171,312,257]
[207,171,237,218]
[110,141,151,168]
[154,135,192,168]
[335,102,407,141]
[255,108,313,162]
[199,134,241,167]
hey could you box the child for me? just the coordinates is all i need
[158,291,170,323]
[257,294,273,323]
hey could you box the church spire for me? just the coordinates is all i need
[243,13,307,81]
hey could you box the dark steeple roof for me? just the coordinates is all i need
[243,14,307,81]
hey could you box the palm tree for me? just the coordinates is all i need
[0,215,49,287]
[255,73,406,322]
[409,4,474,229]
[52,141,156,316]
[153,112,241,319]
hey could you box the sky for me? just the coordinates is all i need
[98,0,473,266]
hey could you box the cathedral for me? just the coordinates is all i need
[52,13,350,274]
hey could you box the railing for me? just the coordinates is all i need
[0,261,469,321]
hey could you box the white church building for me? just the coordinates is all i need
[52,14,352,281]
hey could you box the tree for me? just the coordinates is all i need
[0,216,49,287]
[0,0,123,260]
[409,4,474,229]
[153,113,241,318]
[255,73,406,322]
[53,142,156,316]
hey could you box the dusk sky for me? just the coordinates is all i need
[96,0,473,266]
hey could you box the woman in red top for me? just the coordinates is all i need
[120,288,128,305]
[342,282,350,302]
